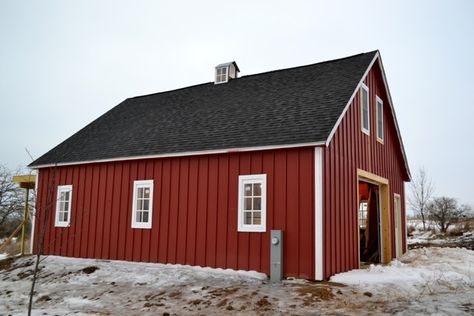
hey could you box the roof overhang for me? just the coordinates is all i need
[325,51,411,181]
[29,141,326,169]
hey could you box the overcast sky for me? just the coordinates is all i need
[1,1,473,205]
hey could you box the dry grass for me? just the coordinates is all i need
[1,238,30,257]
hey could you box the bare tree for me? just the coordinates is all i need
[427,197,469,233]
[408,167,434,230]
[28,166,56,316]
[0,165,24,236]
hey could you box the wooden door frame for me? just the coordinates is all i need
[394,193,403,258]
[357,169,392,266]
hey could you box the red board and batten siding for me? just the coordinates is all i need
[322,61,408,279]
[34,148,316,279]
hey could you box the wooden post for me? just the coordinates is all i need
[12,175,36,256]
[21,188,30,255]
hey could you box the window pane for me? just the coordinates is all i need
[253,183,261,196]
[142,211,149,223]
[244,184,252,196]
[64,201,69,212]
[253,211,261,225]
[137,199,143,211]
[138,188,144,199]
[144,187,150,198]
[136,211,142,223]
[59,192,66,201]
[63,212,68,222]
[377,102,383,139]
[244,197,252,210]
[143,199,150,211]
[244,211,252,225]
[253,198,261,210]
[362,88,369,130]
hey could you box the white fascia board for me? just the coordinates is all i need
[325,51,411,181]
[30,141,326,169]
[29,169,39,254]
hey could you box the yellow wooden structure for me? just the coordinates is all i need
[12,174,36,255]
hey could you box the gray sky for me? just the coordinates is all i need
[1,1,473,205]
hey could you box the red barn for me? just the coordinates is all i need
[30,51,410,280]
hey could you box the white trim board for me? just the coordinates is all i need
[325,51,411,180]
[30,170,39,254]
[30,141,326,169]
[314,147,324,280]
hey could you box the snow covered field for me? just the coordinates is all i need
[1,247,473,315]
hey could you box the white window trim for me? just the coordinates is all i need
[237,174,267,232]
[131,180,154,229]
[376,95,384,143]
[215,66,229,84]
[55,185,72,227]
[361,83,370,135]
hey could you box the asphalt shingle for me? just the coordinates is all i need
[30,51,377,167]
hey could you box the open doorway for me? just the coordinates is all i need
[358,181,381,265]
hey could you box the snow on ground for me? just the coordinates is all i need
[408,229,474,250]
[1,247,474,315]
[0,253,8,260]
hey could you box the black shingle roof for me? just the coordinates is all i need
[30,51,378,167]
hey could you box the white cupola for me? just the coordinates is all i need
[215,61,240,84]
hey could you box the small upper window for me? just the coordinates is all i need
[238,174,266,232]
[215,66,228,83]
[361,83,370,135]
[131,180,154,229]
[55,185,72,227]
[376,96,384,142]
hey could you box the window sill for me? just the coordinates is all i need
[55,222,70,228]
[131,224,152,229]
[238,226,266,233]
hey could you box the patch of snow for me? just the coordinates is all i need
[0,253,8,260]
[63,297,103,308]
[1,247,474,315]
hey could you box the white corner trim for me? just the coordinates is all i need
[314,147,324,280]
[30,170,39,254]
[30,141,326,169]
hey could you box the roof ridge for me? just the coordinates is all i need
[239,50,378,80]
[127,50,378,101]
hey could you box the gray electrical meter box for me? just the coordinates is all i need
[270,230,283,282]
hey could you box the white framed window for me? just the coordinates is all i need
[361,83,370,135]
[237,174,266,232]
[131,180,154,229]
[215,66,228,83]
[376,96,384,142]
[55,185,72,227]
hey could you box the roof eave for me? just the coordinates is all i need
[325,51,411,181]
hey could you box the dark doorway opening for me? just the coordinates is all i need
[359,181,381,265]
